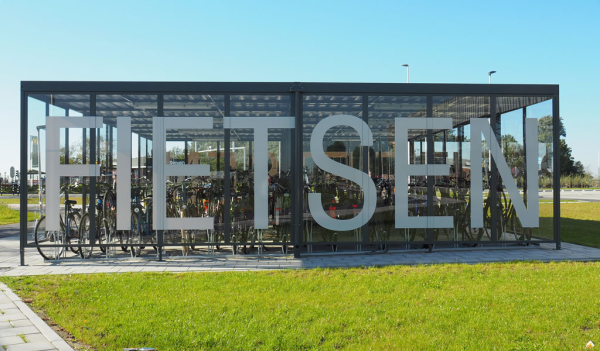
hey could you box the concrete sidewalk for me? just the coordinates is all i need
[0,282,73,351]
[3,224,600,275]
[3,223,600,350]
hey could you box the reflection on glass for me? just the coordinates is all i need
[230,95,292,254]
[163,95,225,253]
[432,96,491,243]
[303,95,364,252]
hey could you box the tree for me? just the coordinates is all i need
[501,134,523,171]
[326,141,347,152]
[538,115,586,176]
[559,139,581,176]
[538,115,566,144]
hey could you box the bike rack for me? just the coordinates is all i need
[207,228,215,255]
[304,220,313,253]
[256,229,264,255]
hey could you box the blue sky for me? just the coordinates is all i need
[0,0,599,177]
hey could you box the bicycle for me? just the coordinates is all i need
[130,186,156,257]
[35,199,81,260]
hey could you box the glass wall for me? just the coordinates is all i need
[163,94,225,254]
[367,96,427,246]
[27,94,91,259]
[432,96,490,244]
[495,97,554,242]
[230,94,292,254]
[302,95,364,252]
[23,85,558,261]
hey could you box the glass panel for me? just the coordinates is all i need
[27,95,91,258]
[163,94,225,254]
[94,95,157,258]
[303,95,363,252]
[368,96,427,247]
[433,96,490,243]
[496,97,553,242]
[230,95,292,253]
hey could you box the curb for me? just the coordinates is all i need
[0,282,74,351]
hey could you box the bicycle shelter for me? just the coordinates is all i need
[19,82,561,264]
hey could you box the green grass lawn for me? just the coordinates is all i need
[0,203,38,224]
[3,262,600,350]
[0,198,42,205]
[540,202,600,248]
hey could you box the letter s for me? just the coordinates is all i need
[308,115,376,231]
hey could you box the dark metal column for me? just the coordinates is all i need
[19,90,27,266]
[361,95,369,244]
[216,141,221,172]
[522,107,528,208]
[183,137,188,165]
[157,94,164,260]
[442,130,447,164]
[97,128,101,165]
[249,140,253,169]
[109,126,114,179]
[145,137,148,179]
[64,109,70,203]
[490,96,498,243]
[426,96,434,252]
[89,95,97,247]
[458,126,463,181]
[82,120,87,214]
[65,110,70,165]
[292,87,303,258]
[553,95,561,249]
[138,134,142,180]
[105,122,109,180]
[224,95,231,244]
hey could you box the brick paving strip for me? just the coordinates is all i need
[0,282,73,351]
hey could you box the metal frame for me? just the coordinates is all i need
[20,81,560,265]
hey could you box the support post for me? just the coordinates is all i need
[157,94,164,260]
[224,95,231,244]
[426,96,434,252]
[292,87,303,258]
[490,96,498,243]
[362,95,369,245]
[89,95,97,246]
[19,90,27,266]
[553,95,561,249]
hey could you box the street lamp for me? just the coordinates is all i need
[488,70,496,84]
[402,64,409,83]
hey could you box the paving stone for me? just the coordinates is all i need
[9,319,34,328]
[0,313,28,322]
[0,326,39,337]
[6,341,58,351]
[15,333,52,344]
[0,335,24,346]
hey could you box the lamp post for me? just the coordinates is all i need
[488,70,496,84]
[402,64,409,83]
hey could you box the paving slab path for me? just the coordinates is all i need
[2,222,600,350]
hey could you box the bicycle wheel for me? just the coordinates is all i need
[66,214,80,255]
[101,218,116,257]
[67,212,81,254]
[104,190,116,220]
[34,216,65,260]
[130,213,141,257]
[35,216,62,260]
[79,213,93,259]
